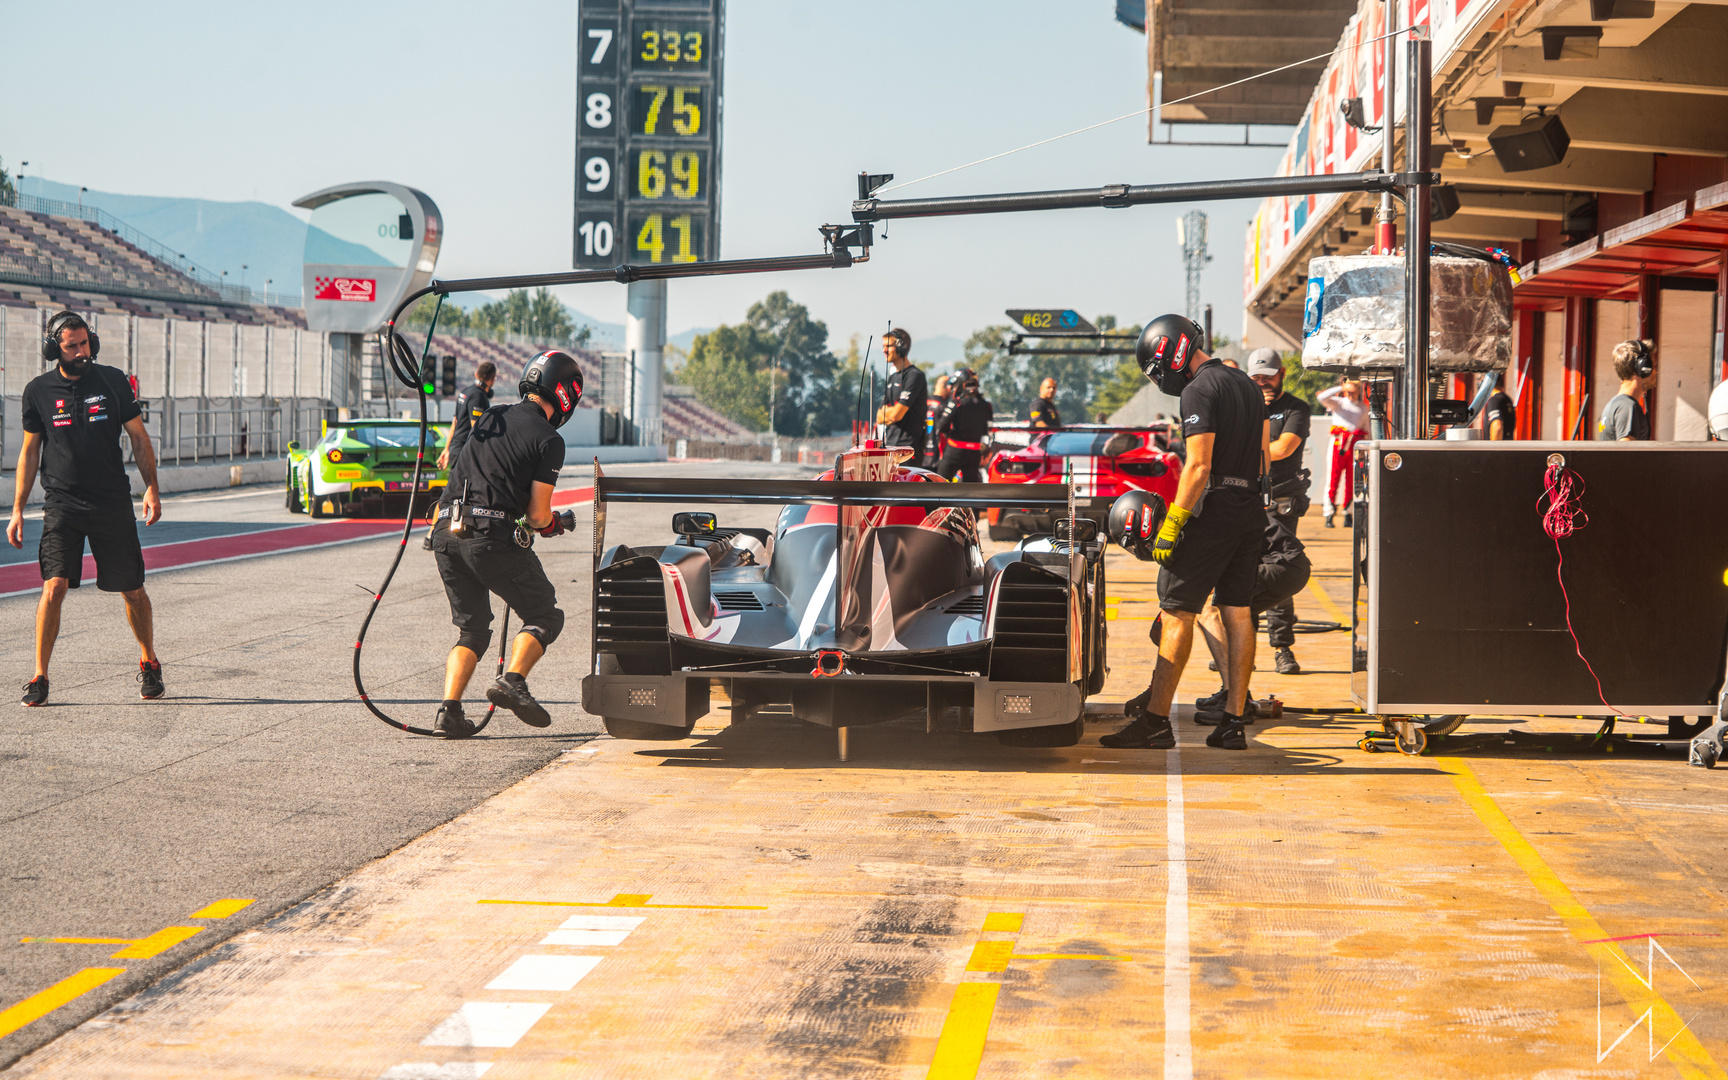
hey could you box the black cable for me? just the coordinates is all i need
[351,296,507,738]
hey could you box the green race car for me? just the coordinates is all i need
[286,418,448,518]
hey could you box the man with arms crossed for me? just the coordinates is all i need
[1102,314,1269,751]
[9,312,164,705]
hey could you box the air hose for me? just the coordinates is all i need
[352,295,509,738]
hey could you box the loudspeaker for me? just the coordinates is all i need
[1430,185,1461,222]
[1488,113,1569,172]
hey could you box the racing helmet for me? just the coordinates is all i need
[520,350,585,428]
[1107,489,1169,561]
[1136,314,1207,397]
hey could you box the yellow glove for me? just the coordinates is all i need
[1151,505,1192,565]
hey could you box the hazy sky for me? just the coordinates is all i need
[3,1,1286,348]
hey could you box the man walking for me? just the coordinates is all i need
[1247,347,1309,675]
[438,360,496,469]
[8,311,164,705]
[1102,313,1269,752]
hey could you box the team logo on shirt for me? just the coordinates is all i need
[1186,414,1199,424]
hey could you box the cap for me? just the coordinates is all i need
[1246,348,1282,378]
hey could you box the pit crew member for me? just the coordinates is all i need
[1247,347,1309,676]
[1317,379,1366,527]
[1101,314,1269,752]
[8,312,164,705]
[429,350,583,738]
[1597,340,1656,441]
[1028,376,1062,430]
[876,328,927,463]
[935,372,994,482]
[438,360,496,469]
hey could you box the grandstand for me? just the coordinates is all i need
[0,191,744,465]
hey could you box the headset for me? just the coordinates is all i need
[42,311,100,364]
[1629,339,1654,378]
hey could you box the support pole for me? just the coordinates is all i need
[837,726,850,762]
[1401,33,1432,440]
[626,280,665,448]
[1376,0,1398,254]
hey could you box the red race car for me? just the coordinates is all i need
[984,424,1183,541]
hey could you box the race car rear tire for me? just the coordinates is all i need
[309,484,331,518]
[286,472,306,513]
[1085,559,1108,695]
[996,718,1082,748]
[601,715,695,741]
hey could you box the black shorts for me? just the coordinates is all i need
[432,519,565,654]
[39,507,146,592]
[1158,490,1266,614]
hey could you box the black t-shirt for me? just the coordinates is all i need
[439,401,565,519]
[448,381,493,463]
[883,364,928,448]
[938,395,994,444]
[1264,391,1311,485]
[1482,391,1516,438]
[1029,395,1061,430]
[21,363,143,513]
[1180,361,1266,484]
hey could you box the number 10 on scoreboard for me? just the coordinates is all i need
[575,0,724,269]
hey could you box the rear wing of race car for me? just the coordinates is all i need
[587,462,1079,667]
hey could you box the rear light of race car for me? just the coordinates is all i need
[1116,459,1168,477]
[994,458,1042,476]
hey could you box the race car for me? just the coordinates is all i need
[286,418,448,518]
[984,424,1182,541]
[581,445,1109,748]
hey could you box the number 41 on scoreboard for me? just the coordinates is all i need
[574,0,724,269]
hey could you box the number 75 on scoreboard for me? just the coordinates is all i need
[575,0,725,269]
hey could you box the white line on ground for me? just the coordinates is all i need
[553,915,646,931]
[420,1003,552,1048]
[379,1065,493,1079]
[1165,702,1193,1080]
[485,954,603,992]
[540,928,634,947]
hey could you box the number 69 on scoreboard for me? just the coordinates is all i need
[575,0,724,269]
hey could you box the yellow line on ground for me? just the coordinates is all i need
[190,899,254,919]
[981,912,1023,933]
[926,983,1000,1080]
[1304,577,1347,625]
[0,968,126,1041]
[110,927,202,960]
[1439,758,1725,1079]
[965,941,1015,972]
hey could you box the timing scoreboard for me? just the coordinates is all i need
[574,0,723,269]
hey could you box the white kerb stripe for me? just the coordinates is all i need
[421,1003,551,1048]
[554,915,646,931]
[1164,714,1193,1080]
[541,928,633,947]
[379,1065,493,1080]
[485,954,602,992]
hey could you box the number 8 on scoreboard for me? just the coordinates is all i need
[575,0,724,268]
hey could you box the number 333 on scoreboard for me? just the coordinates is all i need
[574,0,723,268]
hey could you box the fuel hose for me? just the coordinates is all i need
[351,295,507,737]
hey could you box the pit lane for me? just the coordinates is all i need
[2,464,1724,1077]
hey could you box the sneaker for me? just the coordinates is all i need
[1344,512,1353,527]
[1206,718,1248,750]
[137,661,165,700]
[1100,714,1176,750]
[1323,513,1335,528]
[1195,685,1228,711]
[1196,698,1261,725]
[1274,648,1300,675]
[432,701,476,739]
[21,676,48,707]
[1123,687,1151,715]
[486,673,551,728]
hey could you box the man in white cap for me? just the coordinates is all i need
[1245,347,1310,676]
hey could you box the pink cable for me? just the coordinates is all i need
[1539,462,1632,720]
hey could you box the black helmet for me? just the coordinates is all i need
[1136,314,1206,397]
[1107,489,1168,561]
[520,350,585,427]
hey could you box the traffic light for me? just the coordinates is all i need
[440,355,457,397]
[419,354,436,395]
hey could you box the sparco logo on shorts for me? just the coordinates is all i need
[313,277,377,303]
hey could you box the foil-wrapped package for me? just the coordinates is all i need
[1300,254,1512,372]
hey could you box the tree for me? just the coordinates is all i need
[963,315,1138,423]
[402,293,471,333]
[684,291,849,436]
[0,157,14,207]
[406,288,592,347]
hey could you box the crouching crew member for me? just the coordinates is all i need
[430,350,584,738]
[1102,314,1269,752]
[935,372,993,482]
[9,311,165,706]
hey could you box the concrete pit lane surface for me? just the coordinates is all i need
[2,462,1725,1078]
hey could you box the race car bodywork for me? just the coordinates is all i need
[985,424,1182,541]
[286,418,447,517]
[581,446,1108,747]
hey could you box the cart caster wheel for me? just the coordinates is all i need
[1390,720,1427,756]
[1359,734,1381,753]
